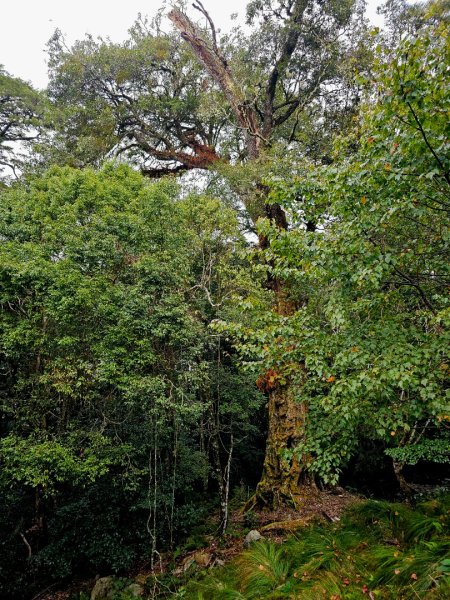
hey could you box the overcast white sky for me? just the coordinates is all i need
[1,1,384,89]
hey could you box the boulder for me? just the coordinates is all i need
[91,577,114,600]
[90,577,143,600]
[243,529,263,547]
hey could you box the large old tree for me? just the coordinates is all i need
[0,69,44,181]
[45,0,368,507]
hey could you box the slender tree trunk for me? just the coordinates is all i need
[392,459,414,498]
[219,433,233,534]
[210,413,234,533]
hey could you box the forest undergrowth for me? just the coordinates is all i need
[1,1,449,599]
[173,492,450,600]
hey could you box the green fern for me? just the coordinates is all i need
[180,565,245,600]
[179,495,450,600]
[345,499,446,544]
[403,512,443,543]
[371,539,450,597]
[236,541,291,599]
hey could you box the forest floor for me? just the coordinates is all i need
[152,488,361,576]
[38,488,450,599]
[37,489,360,600]
[177,491,450,600]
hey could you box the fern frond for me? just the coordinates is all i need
[236,541,291,599]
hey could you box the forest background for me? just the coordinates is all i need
[0,1,449,598]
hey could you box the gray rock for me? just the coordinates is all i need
[91,577,114,600]
[244,529,263,547]
[90,577,143,600]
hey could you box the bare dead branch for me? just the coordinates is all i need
[168,7,261,159]
[20,533,32,559]
[192,1,219,54]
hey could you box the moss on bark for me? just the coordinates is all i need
[245,385,312,510]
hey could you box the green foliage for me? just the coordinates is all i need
[39,1,370,174]
[1,2,449,598]
[0,68,45,181]
[0,163,263,598]
[345,498,449,544]
[0,433,126,495]
[227,8,450,485]
[386,438,450,466]
[236,541,291,598]
[42,23,220,171]
[180,542,292,599]
[180,495,450,599]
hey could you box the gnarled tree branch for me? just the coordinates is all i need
[262,0,308,138]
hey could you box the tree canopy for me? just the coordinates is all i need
[43,0,367,178]
[0,69,44,180]
[0,2,449,598]
[0,164,264,595]
[229,10,449,485]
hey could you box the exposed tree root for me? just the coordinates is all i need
[260,517,315,532]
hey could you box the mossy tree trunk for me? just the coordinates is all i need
[252,387,309,509]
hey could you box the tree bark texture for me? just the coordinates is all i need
[251,386,309,509]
